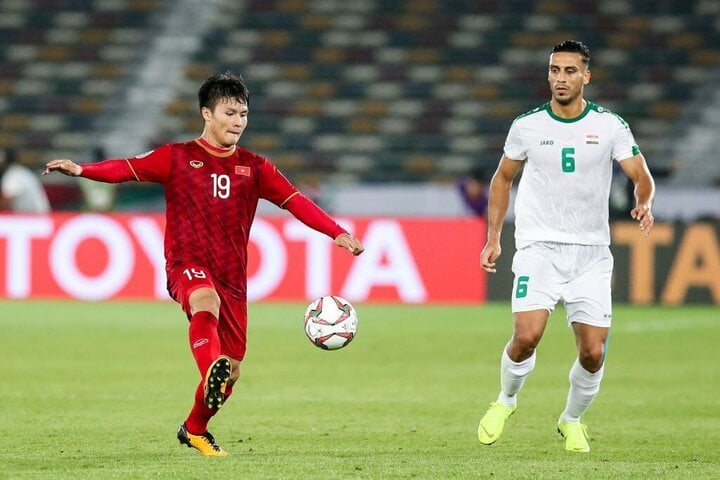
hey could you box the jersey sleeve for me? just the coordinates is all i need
[80,160,137,183]
[611,116,641,162]
[257,157,298,206]
[125,144,173,183]
[284,194,347,239]
[503,119,528,161]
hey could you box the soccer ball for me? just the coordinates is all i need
[303,295,358,350]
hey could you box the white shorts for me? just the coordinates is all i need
[510,242,613,327]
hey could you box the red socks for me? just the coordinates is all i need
[185,311,235,435]
[185,380,236,435]
[188,311,220,376]
[185,382,216,434]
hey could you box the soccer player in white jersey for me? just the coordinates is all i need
[477,40,655,452]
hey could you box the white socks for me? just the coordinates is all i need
[494,346,604,421]
[497,345,536,407]
[561,359,604,423]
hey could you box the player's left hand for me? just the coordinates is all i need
[44,159,82,176]
[335,233,364,256]
[631,203,654,236]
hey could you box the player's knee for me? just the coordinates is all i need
[508,333,540,360]
[190,288,221,316]
[512,331,541,351]
[578,345,604,372]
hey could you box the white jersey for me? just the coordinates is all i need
[504,101,639,248]
[2,164,51,213]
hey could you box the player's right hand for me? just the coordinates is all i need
[43,159,82,177]
[335,233,364,256]
[630,203,654,237]
[480,241,501,273]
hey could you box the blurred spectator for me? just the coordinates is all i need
[457,165,490,217]
[0,148,50,213]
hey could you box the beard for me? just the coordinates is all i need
[552,89,579,106]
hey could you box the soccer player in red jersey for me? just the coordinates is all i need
[44,72,365,457]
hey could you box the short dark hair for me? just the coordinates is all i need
[198,71,250,111]
[551,40,590,68]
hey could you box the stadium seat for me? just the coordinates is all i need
[1,0,162,207]
[152,1,717,183]
[4,0,720,189]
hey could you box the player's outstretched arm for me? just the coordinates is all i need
[46,158,137,183]
[44,159,82,177]
[284,193,364,256]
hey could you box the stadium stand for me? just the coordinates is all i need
[0,0,165,207]
[155,0,720,186]
[3,0,720,209]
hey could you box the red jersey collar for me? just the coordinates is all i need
[195,137,236,157]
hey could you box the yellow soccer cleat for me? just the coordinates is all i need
[204,357,232,409]
[177,423,229,457]
[557,419,590,453]
[478,402,516,445]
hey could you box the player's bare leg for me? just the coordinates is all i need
[479,309,549,444]
[558,322,608,452]
[506,309,550,362]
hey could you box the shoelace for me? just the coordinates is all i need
[201,432,223,452]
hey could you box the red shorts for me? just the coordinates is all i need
[167,264,248,361]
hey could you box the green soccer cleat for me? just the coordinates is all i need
[204,357,232,409]
[557,419,590,453]
[478,402,516,445]
[177,423,229,457]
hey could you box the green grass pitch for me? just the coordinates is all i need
[1,300,718,479]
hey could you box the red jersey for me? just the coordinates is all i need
[82,139,344,300]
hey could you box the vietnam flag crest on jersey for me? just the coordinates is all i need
[235,165,251,176]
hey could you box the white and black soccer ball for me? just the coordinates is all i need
[303,295,358,350]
